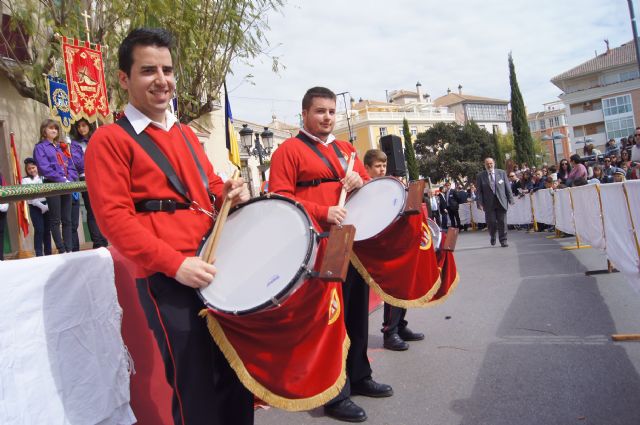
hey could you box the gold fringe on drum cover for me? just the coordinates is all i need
[350,253,442,308]
[199,309,351,412]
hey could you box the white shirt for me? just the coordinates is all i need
[124,104,178,135]
[631,145,640,162]
[21,176,47,205]
[300,127,336,146]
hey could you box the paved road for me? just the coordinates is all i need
[256,229,640,425]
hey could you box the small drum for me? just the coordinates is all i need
[342,177,406,241]
[198,195,318,315]
[426,218,443,251]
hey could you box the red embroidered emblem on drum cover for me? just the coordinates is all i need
[420,222,432,251]
[328,288,341,325]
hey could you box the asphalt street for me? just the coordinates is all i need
[256,229,640,425]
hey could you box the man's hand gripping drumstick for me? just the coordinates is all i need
[327,153,362,225]
[175,170,250,288]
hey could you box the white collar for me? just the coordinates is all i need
[124,104,178,134]
[300,127,336,146]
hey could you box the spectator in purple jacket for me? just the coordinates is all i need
[566,154,588,186]
[69,119,108,250]
[33,119,77,253]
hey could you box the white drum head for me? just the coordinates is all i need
[342,177,406,241]
[199,198,315,314]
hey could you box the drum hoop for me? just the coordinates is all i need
[197,194,318,315]
[346,176,407,241]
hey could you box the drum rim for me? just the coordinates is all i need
[345,176,407,241]
[426,217,442,251]
[197,193,318,315]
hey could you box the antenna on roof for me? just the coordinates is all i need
[604,39,610,53]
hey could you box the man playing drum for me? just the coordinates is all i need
[363,149,425,352]
[85,28,254,425]
[269,87,393,423]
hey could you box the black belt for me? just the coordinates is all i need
[296,178,340,187]
[135,199,191,213]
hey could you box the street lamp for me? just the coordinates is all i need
[541,132,564,165]
[239,124,274,181]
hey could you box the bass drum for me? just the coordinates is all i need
[342,177,406,241]
[198,195,318,315]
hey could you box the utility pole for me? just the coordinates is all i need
[628,0,640,75]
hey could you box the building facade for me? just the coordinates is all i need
[333,82,456,157]
[551,40,640,152]
[433,86,510,134]
[527,100,571,163]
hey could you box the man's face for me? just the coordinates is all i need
[485,158,495,171]
[445,183,451,191]
[118,45,175,123]
[302,97,336,140]
[508,172,517,181]
[365,160,387,178]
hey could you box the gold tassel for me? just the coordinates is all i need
[350,253,442,308]
[199,309,350,412]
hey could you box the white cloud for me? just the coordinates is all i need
[226,0,636,125]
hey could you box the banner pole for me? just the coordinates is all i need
[530,192,538,232]
[622,182,640,264]
[562,188,591,251]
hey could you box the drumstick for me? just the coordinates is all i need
[338,152,356,208]
[204,169,240,264]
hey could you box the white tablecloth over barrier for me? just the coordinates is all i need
[507,195,532,225]
[459,202,472,225]
[570,185,606,250]
[0,248,135,425]
[554,189,575,235]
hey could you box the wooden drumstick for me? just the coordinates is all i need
[338,153,356,208]
[204,169,240,264]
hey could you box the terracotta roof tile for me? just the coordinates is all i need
[551,41,635,83]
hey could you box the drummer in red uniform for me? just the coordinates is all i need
[85,28,254,425]
[363,149,425,352]
[269,87,393,423]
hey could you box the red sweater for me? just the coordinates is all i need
[85,123,224,278]
[269,136,370,231]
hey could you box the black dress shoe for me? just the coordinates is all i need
[383,333,409,351]
[351,377,394,398]
[398,327,425,341]
[490,238,496,246]
[324,398,367,423]
[501,241,509,247]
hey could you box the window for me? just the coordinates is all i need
[605,116,635,140]
[464,103,508,121]
[410,126,418,136]
[379,127,388,136]
[539,119,546,130]
[529,120,537,132]
[1,14,30,62]
[603,94,633,117]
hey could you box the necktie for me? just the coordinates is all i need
[490,172,496,192]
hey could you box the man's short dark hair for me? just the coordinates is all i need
[570,154,582,164]
[118,28,174,76]
[302,87,336,110]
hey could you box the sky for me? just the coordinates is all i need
[225,0,637,127]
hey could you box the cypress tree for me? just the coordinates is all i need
[509,52,536,167]
[403,118,419,180]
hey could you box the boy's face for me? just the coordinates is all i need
[365,160,387,178]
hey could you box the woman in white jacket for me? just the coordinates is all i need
[22,158,51,256]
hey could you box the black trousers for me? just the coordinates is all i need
[448,208,461,229]
[82,190,108,248]
[47,193,72,253]
[382,304,408,335]
[71,196,81,252]
[329,265,373,404]
[136,274,254,425]
[485,200,507,243]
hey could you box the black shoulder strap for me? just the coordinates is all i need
[176,124,209,191]
[296,132,343,179]
[116,117,189,202]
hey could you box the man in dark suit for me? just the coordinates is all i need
[437,186,448,229]
[476,157,514,247]
[425,188,441,226]
[444,182,462,230]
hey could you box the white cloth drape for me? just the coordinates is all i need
[571,185,606,250]
[554,189,575,235]
[459,202,472,225]
[532,189,555,225]
[0,249,135,425]
[506,195,532,225]
[471,201,486,224]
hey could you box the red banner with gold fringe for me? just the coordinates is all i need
[351,211,442,308]
[200,239,349,412]
[61,36,110,121]
[10,133,29,237]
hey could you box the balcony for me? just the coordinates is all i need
[568,109,604,127]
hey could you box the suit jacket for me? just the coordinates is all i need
[446,189,460,210]
[437,193,447,213]
[476,168,513,210]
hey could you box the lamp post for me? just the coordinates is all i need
[541,132,563,165]
[239,124,274,181]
